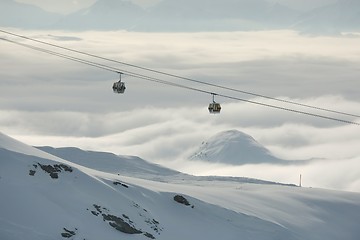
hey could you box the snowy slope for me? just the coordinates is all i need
[36,146,296,186]
[37,146,181,178]
[189,130,299,165]
[1,132,360,240]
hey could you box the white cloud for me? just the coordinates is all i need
[2,97,360,192]
[177,156,360,192]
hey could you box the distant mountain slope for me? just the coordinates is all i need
[36,147,295,186]
[1,0,359,33]
[189,130,303,165]
[134,0,300,31]
[37,146,181,178]
[55,0,144,30]
[0,0,62,28]
[0,0,300,31]
[293,0,360,34]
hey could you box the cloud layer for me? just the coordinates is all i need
[1,29,360,191]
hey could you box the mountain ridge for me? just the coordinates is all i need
[37,146,182,178]
[1,0,358,34]
[55,0,145,30]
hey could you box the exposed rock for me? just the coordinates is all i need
[113,181,129,188]
[37,163,73,179]
[144,232,155,239]
[145,218,162,234]
[103,214,142,234]
[61,228,76,238]
[174,195,191,206]
[88,204,143,235]
[93,204,103,213]
[29,170,36,176]
[88,203,161,239]
[91,210,99,216]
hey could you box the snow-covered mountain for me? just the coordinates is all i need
[54,0,299,31]
[55,0,144,30]
[1,131,360,240]
[37,146,181,178]
[190,130,297,165]
[134,0,300,31]
[1,0,358,33]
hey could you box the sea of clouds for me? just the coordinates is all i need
[1,29,359,191]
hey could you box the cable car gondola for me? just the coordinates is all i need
[208,93,221,114]
[113,73,126,94]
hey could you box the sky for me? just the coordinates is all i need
[1,28,360,192]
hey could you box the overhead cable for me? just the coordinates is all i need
[1,36,359,126]
[1,29,359,118]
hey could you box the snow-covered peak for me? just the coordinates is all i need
[189,130,282,165]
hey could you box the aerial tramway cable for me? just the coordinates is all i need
[0,29,359,119]
[0,34,359,126]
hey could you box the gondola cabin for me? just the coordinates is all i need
[208,93,221,114]
[112,81,126,94]
[208,102,221,114]
[113,73,126,94]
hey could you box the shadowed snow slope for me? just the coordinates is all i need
[190,130,291,165]
[1,131,360,240]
